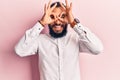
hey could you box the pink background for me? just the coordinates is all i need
[0,0,120,80]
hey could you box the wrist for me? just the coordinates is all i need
[70,18,80,28]
[38,20,46,27]
[70,20,76,28]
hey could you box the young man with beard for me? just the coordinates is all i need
[15,0,103,80]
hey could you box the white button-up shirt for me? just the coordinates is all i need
[15,22,103,80]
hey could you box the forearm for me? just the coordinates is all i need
[73,23,103,54]
[15,22,44,57]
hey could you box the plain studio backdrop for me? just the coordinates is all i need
[0,0,120,80]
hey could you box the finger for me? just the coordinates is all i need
[58,17,68,23]
[58,18,65,23]
[58,17,63,21]
[44,4,47,12]
[47,0,52,9]
[51,3,57,11]
[60,12,66,18]
[65,0,69,8]
[60,2,66,11]
[70,2,72,10]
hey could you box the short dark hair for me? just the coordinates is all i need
[50,2,66,8]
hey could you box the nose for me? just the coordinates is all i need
[55,18,61,24]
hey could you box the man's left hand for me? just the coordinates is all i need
[60,0,74,25]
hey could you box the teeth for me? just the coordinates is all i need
[55,26,61,27]
[55,26,61,30]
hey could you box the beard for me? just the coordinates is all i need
[48,23,68,38]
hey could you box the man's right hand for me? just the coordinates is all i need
[39,0,57,26]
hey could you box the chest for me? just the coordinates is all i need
[38,34,79,59]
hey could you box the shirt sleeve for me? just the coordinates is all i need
[15,22,44,57]
[73,23,104,55]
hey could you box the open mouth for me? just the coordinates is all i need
[54,26,62,30]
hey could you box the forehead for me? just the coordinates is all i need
[52,7,66,14]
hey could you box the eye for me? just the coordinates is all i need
[61,14,66,18]
[50,14,55,19]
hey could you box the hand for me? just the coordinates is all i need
[40,0,57,26]
[60,0,74,24]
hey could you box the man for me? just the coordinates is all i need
[15,0,103,80]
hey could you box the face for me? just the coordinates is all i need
[48,7,68,38]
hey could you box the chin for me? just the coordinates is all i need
[48,23,68,38]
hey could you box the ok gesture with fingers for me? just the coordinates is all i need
[40,0,57,26]
[60,0,74,25]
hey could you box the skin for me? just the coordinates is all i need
[40,0,74,34]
